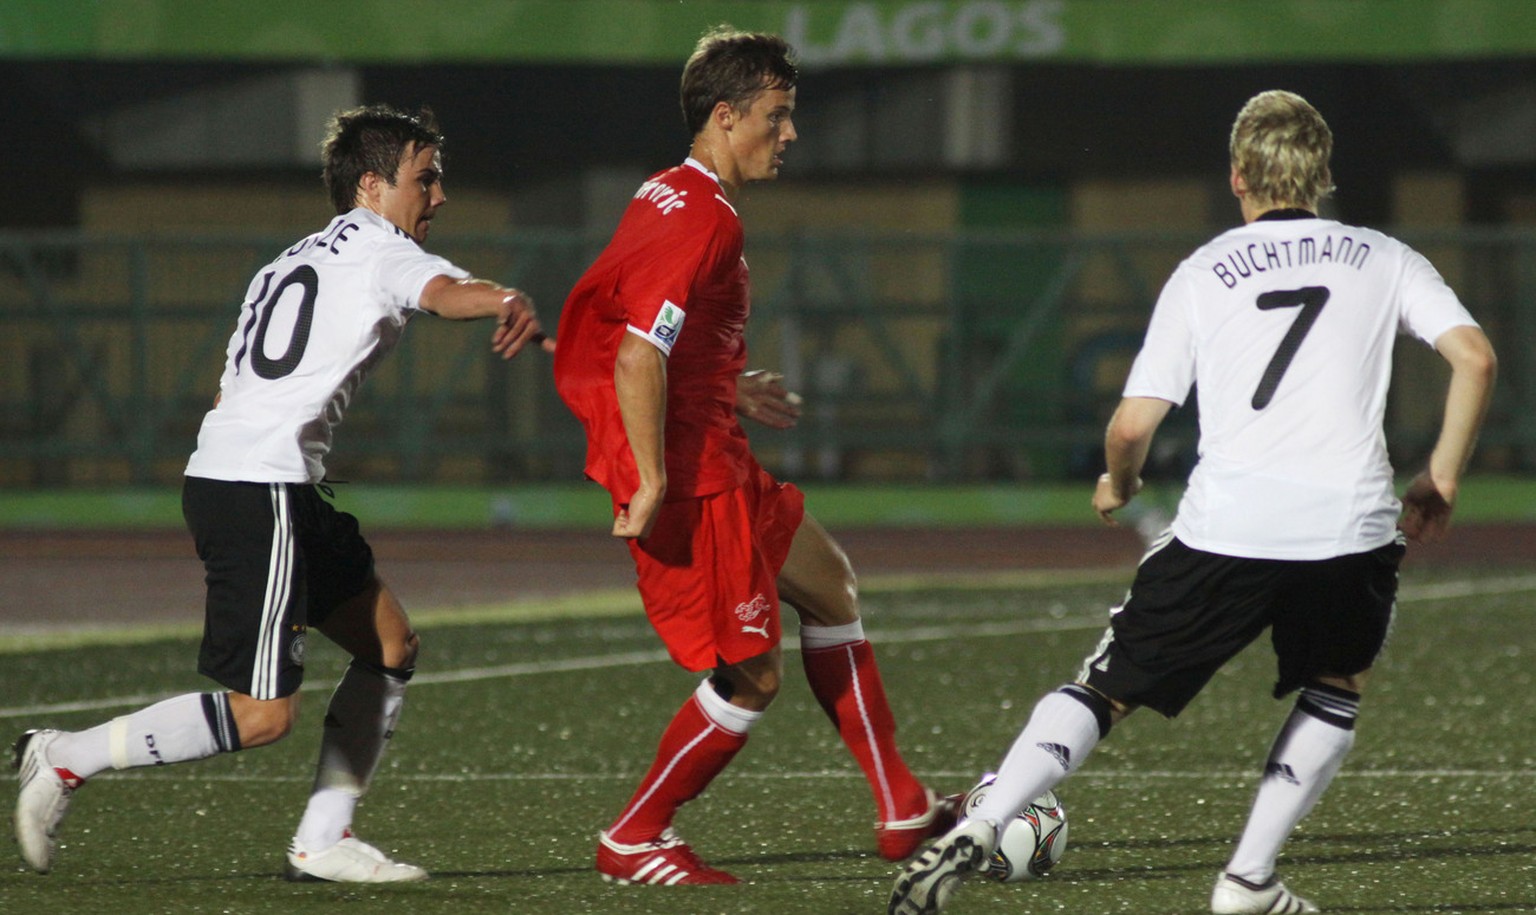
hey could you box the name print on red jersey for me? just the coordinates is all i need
[632,178,690,215]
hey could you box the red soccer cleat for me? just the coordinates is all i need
[877,788,964,862]
[596,828,739,885]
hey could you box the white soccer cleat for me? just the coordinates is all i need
[13,729,82,874]
[887,818,997,915]
[1211,872,1319,913]
[285,831,428,883]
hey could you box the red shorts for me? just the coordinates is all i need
[624,462,806,672]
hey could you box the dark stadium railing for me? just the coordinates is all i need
[2,228,1531,486]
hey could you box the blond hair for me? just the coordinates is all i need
[1229,90,1334,210]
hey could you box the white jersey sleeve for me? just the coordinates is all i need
[1122,270,1197,406]
[185,208,470,483]
[1125,216,1478,560]
[1397,248,1476,347]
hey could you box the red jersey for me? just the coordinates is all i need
[554,159,754,501]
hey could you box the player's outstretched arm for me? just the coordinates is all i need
[1401,325,1496,542]
[1093,396,1172,525]
[736,370,802,429]
[418,275,555,358]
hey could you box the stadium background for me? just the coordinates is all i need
[3,0,1534,627]
[2,6,1534,913]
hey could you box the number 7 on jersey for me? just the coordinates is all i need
[1251,286,1329,410]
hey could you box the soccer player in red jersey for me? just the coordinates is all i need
[554,26,955,885]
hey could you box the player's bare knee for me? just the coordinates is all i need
[229,694,300,748]
[823,556,859,622]
[249,719,296,747]
[755,668,783,703]
[733,678,779,711]
[834,571,859,621]
[1315,670,1369,695]
[385,629,420,671]
[712,665,780,711]
[784,573,859,627]
[749,671,785,707]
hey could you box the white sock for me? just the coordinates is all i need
[693,678,764,735]
[969,686,1108,829]
[50,693,236,779]
[294,788,356,850]
[799,620,865,650]
[294,662,409,850]
[1226,687,1359,883]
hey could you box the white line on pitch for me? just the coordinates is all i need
[87,767,1536,784]
[0,615,1109,719]
[2,573,1533,721]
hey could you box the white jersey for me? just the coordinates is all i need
[1124,213,1477,560]
[185,207,468,483]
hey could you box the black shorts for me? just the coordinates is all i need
[182,477,375,699]
[1078,534,1404,717]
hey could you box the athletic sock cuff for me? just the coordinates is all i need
[1296,684,1361,731]
[348,657,415,682]
[799,620,866,650]
[201,692,241,753]
[693,679,762,735]
[1058,683,1113,739]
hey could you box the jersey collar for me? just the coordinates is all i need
[1256,208,1317,221]
[683,157,723,189]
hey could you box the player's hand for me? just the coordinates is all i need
[1400,469,1455,543]
[1092,473,1142,526]
[736,370,802,429]
[613,481,665,540]
[491,290,555,358]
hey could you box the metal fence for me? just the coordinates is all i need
[3,227,1532,487]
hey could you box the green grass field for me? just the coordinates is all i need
[5,475,1536,530]
[2,568,1533,914]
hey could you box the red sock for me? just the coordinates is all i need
[605,694,748,844]
[802,639,927,823]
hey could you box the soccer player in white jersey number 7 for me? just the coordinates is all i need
[891,91,1497,915]
[12,105,550,882]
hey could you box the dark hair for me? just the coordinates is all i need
[320,104,445,215]
[680,26,798,136]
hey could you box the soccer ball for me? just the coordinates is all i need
[961,773,1068,882]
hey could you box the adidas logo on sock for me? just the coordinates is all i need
[1264,761,1300,785]
[1037,742,1072,771]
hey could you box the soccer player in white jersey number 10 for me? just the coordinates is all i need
[891,91,1496,915]
[12,104,551,883]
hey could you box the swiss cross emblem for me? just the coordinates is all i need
[734,593,770,623]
